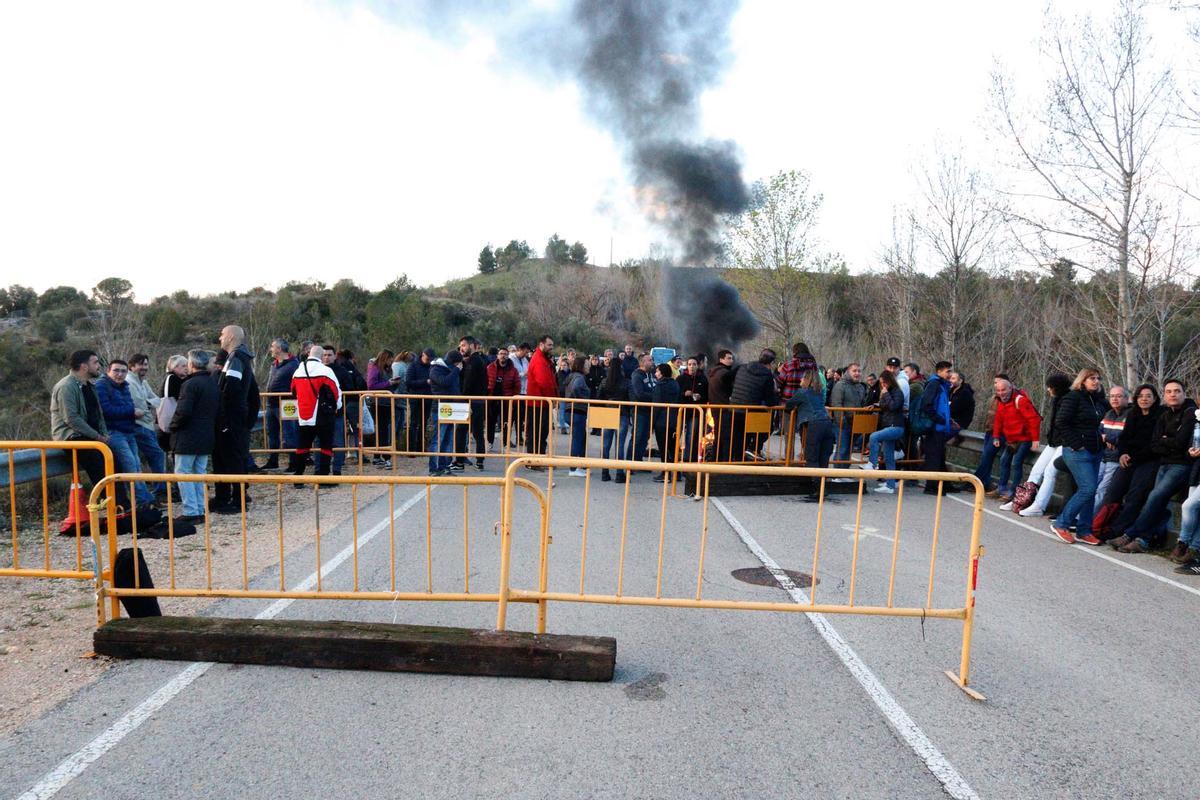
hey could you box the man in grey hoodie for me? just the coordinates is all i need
[829,362,868,462]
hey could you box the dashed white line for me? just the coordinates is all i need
[945,495,1200,600]
[710,497,981,800]
[13,487,430,800]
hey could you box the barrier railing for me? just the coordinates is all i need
[255,390,374,466]
[85,472,548,625]
[497,456,987,697]
[1,441,118,592]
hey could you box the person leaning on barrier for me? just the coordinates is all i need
[263,338,300,470]
[784,366,835,502]
[288,345,343,481]
[729,348,779,462]
[212,325,260,513]
[50,349,110,500]
[169,349,219,523]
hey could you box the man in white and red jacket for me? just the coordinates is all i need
[288,345,343,478]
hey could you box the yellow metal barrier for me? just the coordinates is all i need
[497,455,986,697]
[85,472,548,625]
[1,441,118,595]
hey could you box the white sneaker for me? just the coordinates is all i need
[568,468,587,478]
[894,450,905,460]
[874,485,895,494]
[857,462,876,471]
[999,501,1013,511]
[1018,506,1045,517]
[849,453,866,463]
[830,477,856,484]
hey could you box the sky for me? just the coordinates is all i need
[0,0,1193,300]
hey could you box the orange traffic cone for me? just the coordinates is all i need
[58,484,89,536]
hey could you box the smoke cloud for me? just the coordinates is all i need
[664,268,759,361]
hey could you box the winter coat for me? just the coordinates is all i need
[629,368,656,404]
[170,371,220,455]
[1054,388,1106,453]
[991,388,1042,443]
[586,364,606,397]
[785,386,830,426]
[267,356,300,394]
[366,361,391,392]
[95,376,139,434]
[429,360,461,397]
[651,377,681,429]
[921,376,954,436]
[526,348,558,399]
[563,371,590,415]
[707,364,734,405]
[1045,395,1065,447]
[486,359,520,397]
[829,377,867,416]
[677,371,708,404]
[217,344,259,431]
[729,363,779,407]
[406,358,433,395]
[290,358,343,426]
[50,374,107,442]
[949,382,976,431]
[1100,407,1129,463]
[1117,405,1163,466]
[1149,400,1199,465]
[877,387,905,429]
[390,360,408,393]
[461,352,487,396]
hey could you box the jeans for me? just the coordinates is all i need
[316,416,346,475]
[835,416,855,462]
[1127,463,1192,546]
[630,411,652,463]
[428,422,456,473]
[1026,445,1061,513]
[1055,448,1101,535]
[1094,460,1120,511]
[265,405,298,457]
[973,434,1003,487]
[868,425,905,489]
[107,430,155,507]
[604,412,632,477]
[132,425,167,495]
[174,453,209,517]
[1178,484,1200,551]
[407,396,431,452]
[805,419,836,471]
[570,410,588,457]
[997,440,1033,495]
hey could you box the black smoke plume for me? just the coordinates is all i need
[664,268,759,361]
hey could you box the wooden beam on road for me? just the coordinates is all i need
[94,616,616,682]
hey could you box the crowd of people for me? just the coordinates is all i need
[43,326,1200,574]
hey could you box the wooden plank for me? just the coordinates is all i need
[94,616,616,682]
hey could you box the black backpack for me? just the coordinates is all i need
[302,361,338,424]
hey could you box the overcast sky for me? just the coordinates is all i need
[0,0,1192,300]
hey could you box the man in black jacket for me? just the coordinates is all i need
[170,350,220,523]
[212,325,259,513]
[456,336,488,470]
[263,338,299,469]
[318,345,354,475]
[729,349,779,461]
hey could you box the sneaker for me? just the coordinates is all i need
[831,477,856,484]
[849,453,866,463]
[428,469,447,478]
[651,474,667,483]
[488,443,498,454]
[985,487,1001,497]
[475,461,485,471]
[1076,533,1103,546]
[857,462,876,471]
[744,450,765,462]
[568,468,587,477]
[1118,538,1147,554]
[448,463,465,472]
[1050,525,1075,544]
[874,485,895,494]
[1018,506,1044,518]
[999,501,1013,511]
[1169,542,1192,563]
[1173,559,1200,575]
[601,470,612,482]
[1107,535,1132,550]
[894,450,905,460]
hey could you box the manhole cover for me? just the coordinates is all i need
[731,567,816,588]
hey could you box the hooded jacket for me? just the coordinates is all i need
[429,358,461,397]
[991,388,1042,443]
[921,375,954,436]
[95,375,138,434]
[406,350,435,395]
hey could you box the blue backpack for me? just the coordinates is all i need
[908,385,934,436]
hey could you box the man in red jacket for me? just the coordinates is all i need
[289,345,343,478]
[525,335,558,457]
[486,346,521,452]
[990,377,1042,500]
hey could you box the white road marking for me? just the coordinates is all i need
[946,495,1200,600]
[13,487,430,800]
[711,498,980,800]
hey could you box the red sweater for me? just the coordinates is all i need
[991,389,1042,442]
[526,348,558,399]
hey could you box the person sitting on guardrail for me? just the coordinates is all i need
[169,349,219,522]
[1002,372,1070,515]
[784,366,834,502]
[948,370,975,446]
[95,358,157,510]
[989,377,1042,502]
[288,345,343,481]
[428,350,464,476]
[126,353,168,500]
[50,349,111,498]
[1092,384,1160,541]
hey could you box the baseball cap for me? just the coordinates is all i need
[886,357,901,367]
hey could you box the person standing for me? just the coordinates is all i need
[263,339,300,470]
[650,362,681,481]
[524,335,558,459]
[919,361,957,493]
[366,350,395,460]
[406,348,434,454]
[785,367,836,501]
[600,353,631,483]
[564,356,591,476]
[169,350,219,522]
[288,345,343,479]
[428,350,463,476]
[948,369,976,443]
[486,347,520,452]
[212,325,259,514]
[708,349,736,461]
[829,362,868,463]
[1050,369,1107,545]
[456,336,488,471]
[318,345,353,476]
[677,355,708,463]
[627,353,658,470]
[729,349,780,461]
[510,343,531,447]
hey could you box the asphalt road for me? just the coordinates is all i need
[2,462,1197,799]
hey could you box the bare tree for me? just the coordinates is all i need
[878,211,923,359]
[993,0,1173,387]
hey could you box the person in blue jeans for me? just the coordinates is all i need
[94,359,155,508]
[785,367,835,501]
[859,370,905,492]
[427,350,463,475]
[1050,369,1106,544]
[598,357,630,482]
[1171,480,1200,571]
[1108,379,1199,553]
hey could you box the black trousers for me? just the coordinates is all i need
[212,425,249,506]
[487,399,514,445]
[407,396,430,452]
[922,431,948,473]
[1107,461,1161,535]
[455,399,487,465]
[526,402,550,455]
[290,419,335,476]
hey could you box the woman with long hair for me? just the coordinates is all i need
[564,356,591,476]
[859,369,904,493]
[1049,368,1107,545]
[1092,383,1161,540]
[785,366,835,502]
